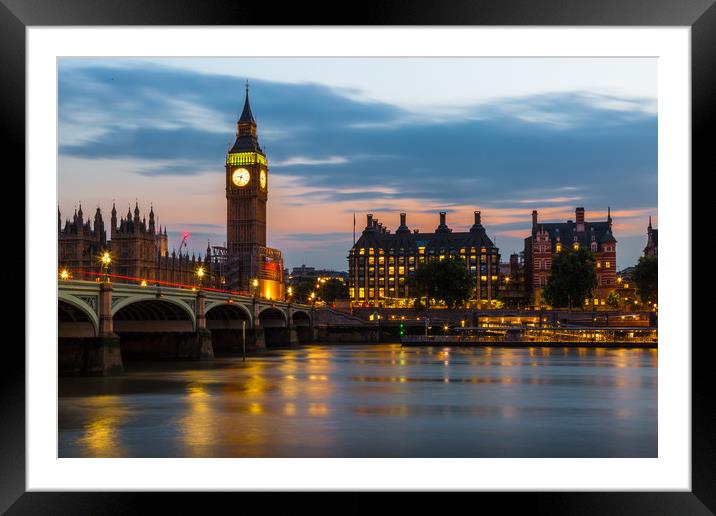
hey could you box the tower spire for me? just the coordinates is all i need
[239,79,256,125]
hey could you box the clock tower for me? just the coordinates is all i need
[225,82,283,297]
[226,82,268,252]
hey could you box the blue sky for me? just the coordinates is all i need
[58,58,657,270]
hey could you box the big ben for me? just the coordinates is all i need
[225,82,283,298]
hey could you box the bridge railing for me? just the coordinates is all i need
[60,268,254,297]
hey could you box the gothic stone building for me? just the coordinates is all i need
[59,202,220,288]
[524,207,617,307]
[348,211,500,307]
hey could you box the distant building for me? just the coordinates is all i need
[288,265,348,285]
[348,211,500,308]
[524,207,617,308]
[644,217,658,257]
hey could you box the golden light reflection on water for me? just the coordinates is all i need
[178,382,218,456]
[61,344,656,458]
[73,395,128,457]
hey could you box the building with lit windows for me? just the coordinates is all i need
[348,211,500,307]
[524,207,617,307]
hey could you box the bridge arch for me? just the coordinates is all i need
[113,296,196,332]
[58,294,99,337]
[258,306,288,327]
[292,310,311,327]
[205,302,253,328]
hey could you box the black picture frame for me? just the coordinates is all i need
[2,0,711,513]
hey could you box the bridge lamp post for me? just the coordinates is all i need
[287,286,293,303]
[252,278,259,298]
[59,268,70,281]
[100,251,111,284]
[310,291,316,307]
[196,266,205,290]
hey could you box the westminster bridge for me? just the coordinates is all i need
[58,280,314,375]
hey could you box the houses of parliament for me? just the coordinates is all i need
[58,85,285,298]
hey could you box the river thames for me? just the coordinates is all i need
[58,344,657,458]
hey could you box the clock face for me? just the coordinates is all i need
[232,168,250,187]
[259,169,267,190]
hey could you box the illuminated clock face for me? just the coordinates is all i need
[232,168,250,187]
[259,169,267,190]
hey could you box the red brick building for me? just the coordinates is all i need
[524,207,617,308]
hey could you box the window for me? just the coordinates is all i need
[606,261,611,268]
[398,266,405,275]
[359,288,365,298]
[388,266,395,275]
[596,261,601,268]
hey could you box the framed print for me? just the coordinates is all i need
[3,0,713,513]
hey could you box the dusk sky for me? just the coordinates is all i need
[58,57,657,271]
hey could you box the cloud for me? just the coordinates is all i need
[272,156,349,167]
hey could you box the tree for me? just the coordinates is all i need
[321,278,348,302]
[632,255,658,304]
[408,257,474,309]
[543,248,597,309]
[291,277,316,303]
[606,290,621,309]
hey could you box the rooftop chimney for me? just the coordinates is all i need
[367,213,373,228]
[436,211,451,233]
[532,210,538,227]
[396,212,410,233]
[576,207,585,232]
[470,210,484,232]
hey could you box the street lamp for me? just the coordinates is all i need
[252,278,259,298]
[100,251,111,284]
[287,286,293,302]
[195,266,205,289]
[310,291,316,306]
[59,268,70,281]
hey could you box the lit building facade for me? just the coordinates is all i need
[348,211,500,307]
[524,207,617,307]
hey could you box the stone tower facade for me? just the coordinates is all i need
[224,83,284,299]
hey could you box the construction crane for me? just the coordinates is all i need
[177,232,189,255]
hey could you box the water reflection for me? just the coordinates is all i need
[59,345,657,458]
